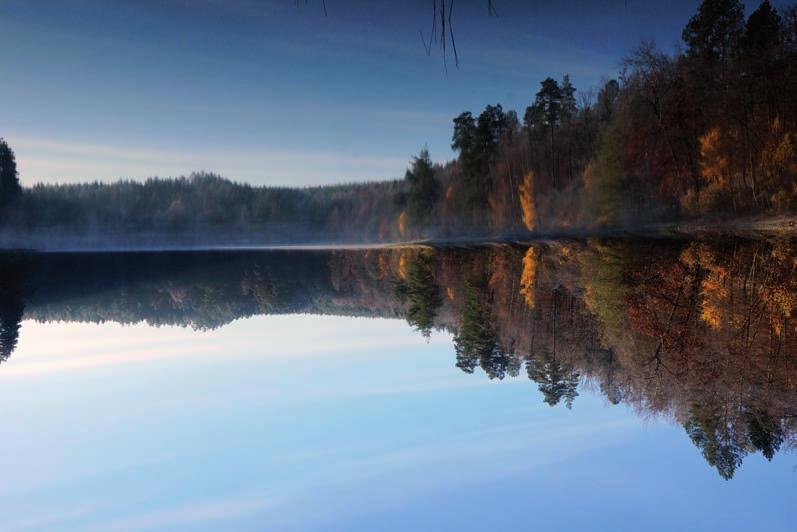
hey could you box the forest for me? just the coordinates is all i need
[1,0,796,248]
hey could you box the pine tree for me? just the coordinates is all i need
[682,0,745,64]
[0,139,21,206]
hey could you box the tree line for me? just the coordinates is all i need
[1,0,796,246]
[399,0,797,236]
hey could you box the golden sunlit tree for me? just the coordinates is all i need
[760,118,797,210]
[397,210,408,239]
[519,171,536,231]
[684,126,735,214]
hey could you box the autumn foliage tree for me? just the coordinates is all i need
[518,171,536,231]
[436,0,797,234]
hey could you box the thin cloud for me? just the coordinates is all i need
[0,505,99,532]
[0,316,445,378]
[10,136,409,186]
[95,492,275,531]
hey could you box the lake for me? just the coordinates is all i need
[0,238,795,531]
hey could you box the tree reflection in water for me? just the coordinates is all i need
[0,255,26,364]
[1,238,795,479]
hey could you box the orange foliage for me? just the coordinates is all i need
[699,280,726,329]
[583,283,596,313]
[682,244,730,330]
[519,171,536,231]
[684,126,731,213]
[398,251,408,280]
[398,210,408,238]
[698,127,729,179]
[519,247,537,309]
[760,118,797,209]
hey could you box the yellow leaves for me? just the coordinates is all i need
[583,283,596,313]
[519,247,537,309]
[772,317,784,337]
[680,243,731,330]
[767,286,794,337]
[700,300,723,330]
[699,127,729,186]
[772,133,797,172]
[519,171,536,231]
[772,138,796,170]
[683,125,735,214]
[689,118,796,212]
[446,287,455,301]
[685,240,797,336]
[699,259,729,330]
[398,251,408,280]
[770,287,794,319]
[771,241,793,264]
[398,210,408,238]
[762,118,797,171]
[760,118,797,208]
[679,245,699,268]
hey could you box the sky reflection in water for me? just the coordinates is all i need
[0,314,794,532]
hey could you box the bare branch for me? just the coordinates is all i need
[449,0,459,68]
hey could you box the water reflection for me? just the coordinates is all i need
[1,238,795,479]
[0,255,25,363]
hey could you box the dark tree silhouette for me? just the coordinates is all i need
[560,75,578,123]
[682,0,745,63]
[452,276,518,380]
[402,148,440,226]
[596,79,620,123]
[684,409,746,480]
[746,411,784,462]
[0,138,21,207]
[742,0,782,54]
[454,279,497,374]
[0,257,26,364]
[452,104,514,212]
[526,349,579,409]
[525,77,565,187]
[394,251,442,337]
[0,299,23,364]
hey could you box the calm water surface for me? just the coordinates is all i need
[0,239,794,531]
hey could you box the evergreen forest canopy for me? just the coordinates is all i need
[1,0,797,249]
[0,236,795,480]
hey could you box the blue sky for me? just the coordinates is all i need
[0,315,793,531]
[0,0,763,185]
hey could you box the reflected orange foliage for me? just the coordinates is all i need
[519,247,537,309]
[398,251,408,280]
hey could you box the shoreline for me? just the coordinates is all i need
[1,216,796,253]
